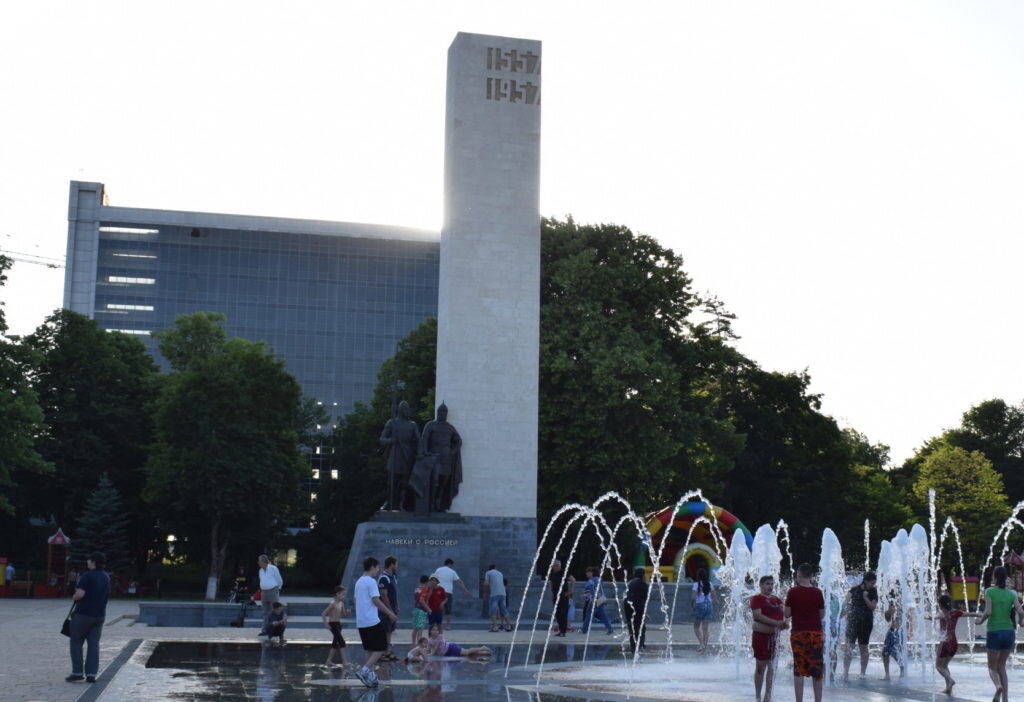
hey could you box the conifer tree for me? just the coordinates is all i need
[72,474,131,571]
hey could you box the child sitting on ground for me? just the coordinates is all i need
[404,637,430,664]
[268,601,288,645]
[320,586,348,666]
[427,623,492,659]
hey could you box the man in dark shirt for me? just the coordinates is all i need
[66,552,110,683]
[548,559,562,604]
[378,556,400,660]
[842,571,878,678]
[625,567,649,654]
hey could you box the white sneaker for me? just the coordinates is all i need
[355,668,371,687]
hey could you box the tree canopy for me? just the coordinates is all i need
[323,218,910,566]
[145,312,306,599]
[913,444,1009,565]
[18,309,158,566]
[0,255,51,517]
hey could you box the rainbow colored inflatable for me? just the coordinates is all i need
[636,501,753,581]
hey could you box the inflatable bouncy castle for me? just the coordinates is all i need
[636,500,753,582]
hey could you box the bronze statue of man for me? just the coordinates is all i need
[380,400,420,511]
[408,403,463,513]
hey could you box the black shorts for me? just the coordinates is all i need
[846,620,873,646]
[443,594,453,614]
[329,621,346,649]
[382,615,397,633]
[358,622,388,652]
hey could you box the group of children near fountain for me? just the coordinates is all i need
[300,552,1024,697]
[740,563,1024,702]
[317,556,492,689]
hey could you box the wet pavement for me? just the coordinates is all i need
[97,639,1022,702]
[98,640,627,701]
[2,599,1017,702]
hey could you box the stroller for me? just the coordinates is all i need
[227,577,249,604]
[228,578,257,627]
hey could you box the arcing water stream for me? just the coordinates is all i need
[506,489,1024,699]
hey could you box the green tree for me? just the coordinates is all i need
[19,310,158,568]
[145,312,306,600]
[717,365,857,560]
[538,218,742,524]
[838,429,913,560]
[943,399,1024,505]
[321,218,912,579]
[913,444,1010,566]
[0,255,51,520]
[893,399,1024,519]
[71,474,131,571]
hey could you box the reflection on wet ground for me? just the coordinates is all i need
[141,641,620,701]
[123,641,1022,702]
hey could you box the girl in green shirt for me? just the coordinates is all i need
[977,566,1024,702]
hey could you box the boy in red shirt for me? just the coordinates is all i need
[425,576,447,628]
[751,574,787,702]
[784,563,825,702]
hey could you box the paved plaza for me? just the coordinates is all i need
[2,597,1019,702]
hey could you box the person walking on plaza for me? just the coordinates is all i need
[66,552,110,683]
[321,586,349,667]
[692,567,716,653]
[547,559,563,605]
[625,567,649,654]
[432,558,472,630]
[4,561,13,586]
[483,564,512,632]
[751,574,787,702]
[581,566,614,636]
[555,582,571,637]
[355,557,397,688]
[842,571,877,678]
[378,556,400,660]
[784,562,825,702]
[977,565,1023,702]
[257,554,283,637]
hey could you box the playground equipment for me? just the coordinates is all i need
[637,500,753,582]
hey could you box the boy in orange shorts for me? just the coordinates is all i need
[785,563,825,702]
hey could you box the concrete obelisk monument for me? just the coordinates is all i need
[436,32,541,578]
[341,33,541,605]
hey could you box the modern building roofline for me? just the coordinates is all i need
[72,181,439,243]
[99,206,439,242]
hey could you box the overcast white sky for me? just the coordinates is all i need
[2,1,1022,466]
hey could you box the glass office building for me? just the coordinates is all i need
[63,181,440,414]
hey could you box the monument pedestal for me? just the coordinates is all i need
[340,512,536,618]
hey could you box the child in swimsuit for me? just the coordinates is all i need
[427,623,492,659]
[320,586,348,666]
[404,637,431,664]
[934,593,982,695]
